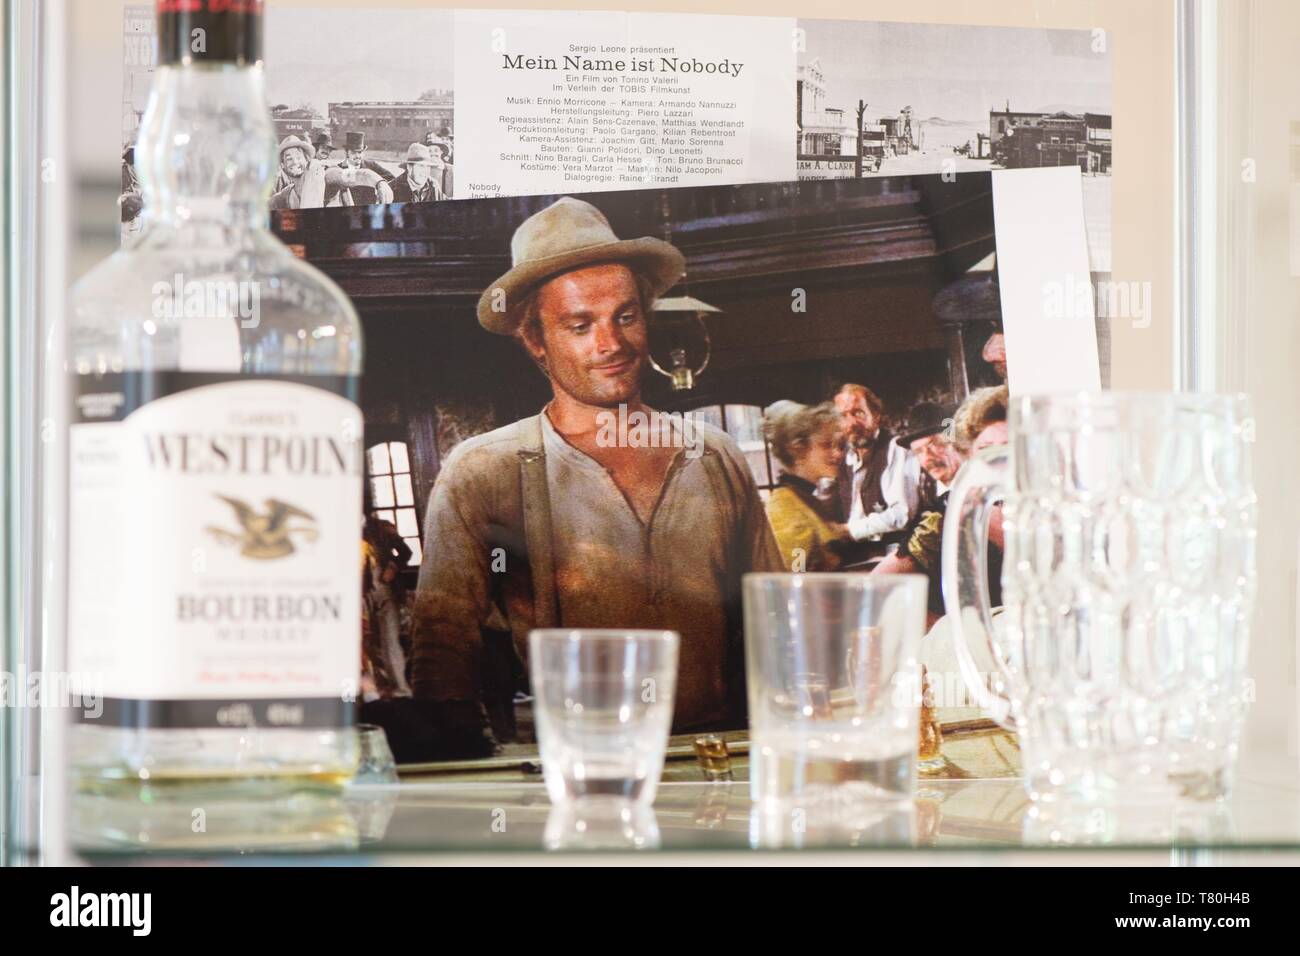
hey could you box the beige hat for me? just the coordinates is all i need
[476,197,685,334]
[403,142,436,165]
[277,135,313,165]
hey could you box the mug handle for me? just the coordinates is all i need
[940,445,1016,730]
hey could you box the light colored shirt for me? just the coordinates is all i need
[410,411,783,731]
[845,435,921,542]
[540,413,781,728]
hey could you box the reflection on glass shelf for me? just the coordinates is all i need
[69,766,1300,862]
[66,727,1299,860]
[71,784,362,854]
[750,796,917,849]
[1022,799,1236,848]
[71,782,405,855]
[544,800,661,851]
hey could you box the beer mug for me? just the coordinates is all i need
[941,392,1256,803]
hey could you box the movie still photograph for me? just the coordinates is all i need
[269,172,1024,765]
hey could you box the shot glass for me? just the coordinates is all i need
[743,573,928,810]
[529,629,679,807]
[350,723,399,786]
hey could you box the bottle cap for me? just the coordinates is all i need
[156,0,264,67]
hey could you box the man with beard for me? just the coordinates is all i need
[388,143,445,203]
[409,197,782,749]
[873,399,1003,624]
[831,383,921,565]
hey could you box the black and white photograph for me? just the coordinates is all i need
[795,18,1112,269]
[120,3,455,237]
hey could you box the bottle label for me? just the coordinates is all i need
[68,372,362,730]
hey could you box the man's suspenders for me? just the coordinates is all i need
[517,415,560,629]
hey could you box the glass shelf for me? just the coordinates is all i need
[58,745,1300,864]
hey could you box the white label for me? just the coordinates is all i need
[69,378,362,718]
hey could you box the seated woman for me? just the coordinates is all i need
[763,400,854,572]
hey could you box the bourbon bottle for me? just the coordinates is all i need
[67,0,363,794]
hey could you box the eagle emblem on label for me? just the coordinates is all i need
[206,495,319,559]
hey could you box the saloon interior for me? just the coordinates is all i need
[273,175,1016,582]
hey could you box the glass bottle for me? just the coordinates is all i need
[67,1,362,795]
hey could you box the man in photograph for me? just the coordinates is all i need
[899,402,964,503]
[410,197,783,744]
[119,191,144,246]
[388,143,445,203]
[982,330,1008,381]
[312,129,335,162]
[270,135,325,209]
[362,514,413,699]
[270,135,388,210]
[873,398,1003,623]
[423,131,455,198]
[337,131,395,206]
[831,383,921,565]
[121,144,140,194]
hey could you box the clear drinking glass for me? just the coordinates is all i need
[942,391,1257,804]
[743,573,928,810]
[529,629,679,807]
[350,724,399,787]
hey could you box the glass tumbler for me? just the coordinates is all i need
[743,573,928,810]
[529,629,679,807]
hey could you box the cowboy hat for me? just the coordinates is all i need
[402,143,436,166]
[476,197,685,334]
[277,135,313,164]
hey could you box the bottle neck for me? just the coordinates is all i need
[135,63,275,231]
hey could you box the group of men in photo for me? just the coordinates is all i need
[270,128,455,209]
[117,127,456,236]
